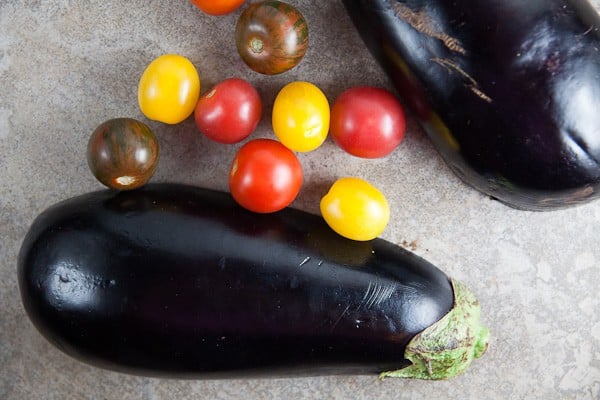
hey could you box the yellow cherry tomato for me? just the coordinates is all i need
[272,81,330,152]
[138,54,200,124]
[320,177,390,241]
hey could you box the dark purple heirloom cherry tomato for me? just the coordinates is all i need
[235,1,309,75]
[87,118,159,190]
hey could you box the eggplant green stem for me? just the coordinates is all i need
[380,279,490,380]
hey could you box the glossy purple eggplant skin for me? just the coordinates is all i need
[343,0,600,210]
[18,183,454,378]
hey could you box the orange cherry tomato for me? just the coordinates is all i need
[190,0,245,16]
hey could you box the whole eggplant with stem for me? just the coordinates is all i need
[18,183,489,379]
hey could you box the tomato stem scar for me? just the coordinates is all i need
[250,37,264,53]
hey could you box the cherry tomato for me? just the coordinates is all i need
[272,81,329,152]
[138,54,200,125]
[320,177,390,241]
[190,0,245,15]
[194,78,262,144]
[235,1,308,75]
[229,139,303,213]
[330,86,406,158]
[87,118,159,190]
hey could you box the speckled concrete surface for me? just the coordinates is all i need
[1,1,599,399]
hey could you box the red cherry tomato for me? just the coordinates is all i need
[229,139,303,213]
[330,86,406,158]
[190,0,245,16]
[194,78,262,144]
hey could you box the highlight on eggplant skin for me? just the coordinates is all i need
[17,183,489,379]
[342,0,600,210]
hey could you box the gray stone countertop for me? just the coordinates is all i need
[1,1,599,399]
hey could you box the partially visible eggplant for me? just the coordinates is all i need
[18,183,489,379]
[343,0,600,210]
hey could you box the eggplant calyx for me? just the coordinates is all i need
[380,279,490,380]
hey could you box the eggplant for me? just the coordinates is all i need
[342,0,600,210]
[18,183,489,379]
